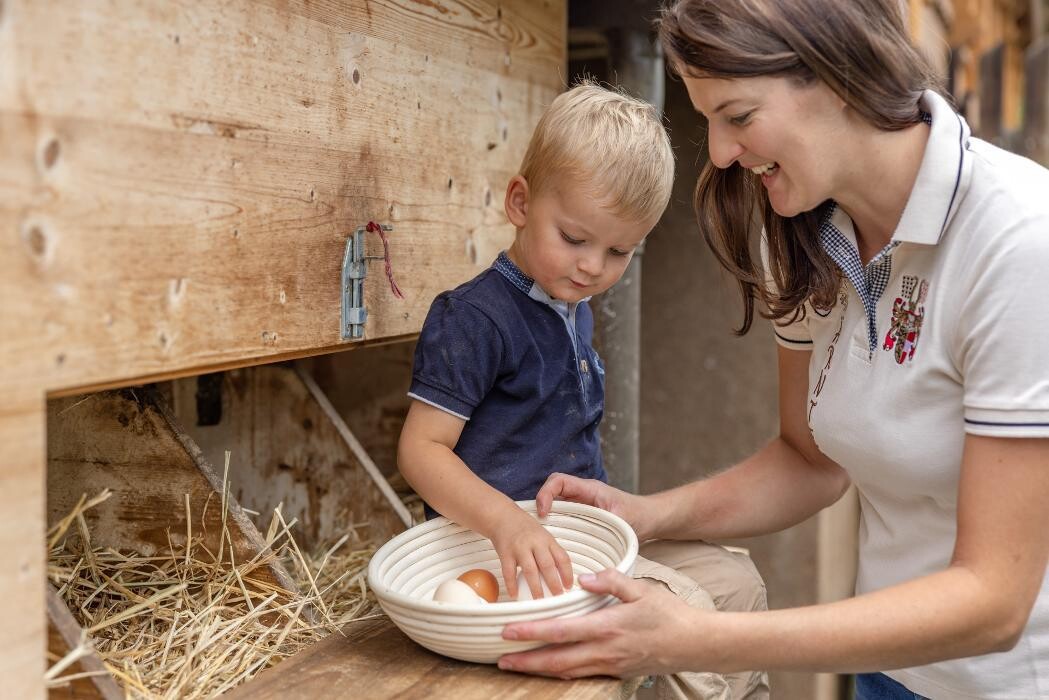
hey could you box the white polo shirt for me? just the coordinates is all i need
[772,90,1049,698]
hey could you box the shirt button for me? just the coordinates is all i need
[580,360,589,373]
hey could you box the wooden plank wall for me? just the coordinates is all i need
[1,2,565,696]
[918,0,1044,156]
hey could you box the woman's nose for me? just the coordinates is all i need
[707,124,745,169]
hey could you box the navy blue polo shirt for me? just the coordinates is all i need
[408,252,607,519]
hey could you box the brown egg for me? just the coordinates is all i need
[457,568,500,603]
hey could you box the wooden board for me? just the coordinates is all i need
[224,616,639,700]
[47,389,298,594]
[2,0,564,397]
[46,586,123,700]
[169,363,410,552]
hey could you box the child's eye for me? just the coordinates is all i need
[729,111,754,126]
[560,231,583,245]
[609,248,630,257]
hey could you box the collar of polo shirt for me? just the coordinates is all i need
[893,90,974,246]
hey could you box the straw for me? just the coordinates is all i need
[46,487,382,699]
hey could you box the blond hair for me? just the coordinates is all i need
[518,81,674,224]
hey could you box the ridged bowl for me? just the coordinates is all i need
[366,500,639,663]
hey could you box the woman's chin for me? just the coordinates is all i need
[768,195,806,219]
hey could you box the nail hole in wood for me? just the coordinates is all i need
[42,138,61,169]
[27,226,46,256]
[352,68,360,84]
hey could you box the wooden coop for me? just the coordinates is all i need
[3,1,632,697]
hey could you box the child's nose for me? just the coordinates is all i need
[578,250,604,277]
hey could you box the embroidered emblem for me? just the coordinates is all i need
[882,276,929,365]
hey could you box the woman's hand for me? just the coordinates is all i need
[490,507,574,599]
[498,568,704,678]
[536,473,657,541]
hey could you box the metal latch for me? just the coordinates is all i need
[341,223,393,340]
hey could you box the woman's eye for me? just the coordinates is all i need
[560,231,583,245]
[730,111,753,126]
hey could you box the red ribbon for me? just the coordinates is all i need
[366,221,404,299]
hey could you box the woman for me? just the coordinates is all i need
[497,1,1049,698]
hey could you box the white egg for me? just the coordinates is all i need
[432,578,487,605]
[515,571,580,601]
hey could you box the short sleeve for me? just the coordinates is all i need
[958,220,1049,437]
[761,231,812,349]
[408,295,505,420]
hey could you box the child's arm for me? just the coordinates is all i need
[398,400,574,599]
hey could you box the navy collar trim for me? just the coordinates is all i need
[494,251,535,295]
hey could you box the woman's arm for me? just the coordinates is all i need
[502,433,1049,677]
[538,346,850,542]
[397,401,574,597]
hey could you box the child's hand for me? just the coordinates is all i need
[490,508,574,600]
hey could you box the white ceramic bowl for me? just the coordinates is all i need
[367,500,638,663]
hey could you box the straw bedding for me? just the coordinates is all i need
[46,479,384,698]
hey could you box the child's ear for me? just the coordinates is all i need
[504,175,529,228]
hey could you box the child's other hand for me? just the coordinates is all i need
[491,508,573,600]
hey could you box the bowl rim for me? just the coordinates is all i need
[367,500,639,615]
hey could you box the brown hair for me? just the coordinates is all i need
[658,0,943,333]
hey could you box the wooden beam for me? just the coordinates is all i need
[0,390,47,700]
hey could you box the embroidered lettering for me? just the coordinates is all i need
[808,290,849,424]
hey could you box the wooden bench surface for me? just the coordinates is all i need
[227,615,639,700]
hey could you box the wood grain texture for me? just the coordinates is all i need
[47,389,299,594]
[303,343,417,484]
[225,616,638,700]
[1,2,563,694]
[170,364,409,552]
[46,586,123,700]
[1,0,564,395]
[0,392,47,700]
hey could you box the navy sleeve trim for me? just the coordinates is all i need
[965,418,1049,428]
[774,330,813,345]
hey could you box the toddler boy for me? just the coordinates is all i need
[398,82,768,699]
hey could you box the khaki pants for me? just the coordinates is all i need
[632,541,770,700]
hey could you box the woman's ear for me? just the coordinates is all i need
[504,175,529,228]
